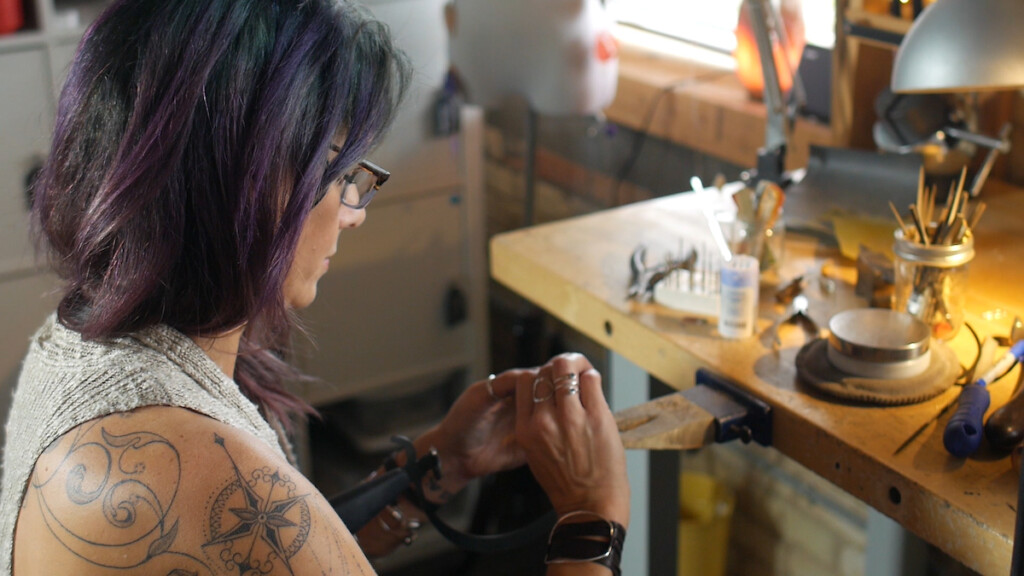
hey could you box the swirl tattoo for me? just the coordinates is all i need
[30,423,209,573]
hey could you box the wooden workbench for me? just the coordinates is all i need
[490,180,1024,575]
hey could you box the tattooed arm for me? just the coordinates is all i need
[13,406,375,576]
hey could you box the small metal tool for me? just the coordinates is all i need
[774,275,805,305]
[995,316,1024,347]
[760,294,819,350]
[628,245,694,300]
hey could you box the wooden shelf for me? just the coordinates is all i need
[844,8,913,37]
[607,43,835,172]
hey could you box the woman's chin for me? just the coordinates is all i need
[284,285,318,310]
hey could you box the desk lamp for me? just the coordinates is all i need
[890,0,1022,198]
[891,0,1024,94]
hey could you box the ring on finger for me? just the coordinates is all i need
[554,372,579,396]
[532,376,556,403]
[486,374,501,401]
[558,380,580,397]
[552,372,578,387]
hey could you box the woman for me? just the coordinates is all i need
[0,0,629,575]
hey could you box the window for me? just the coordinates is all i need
[608,0,836,52]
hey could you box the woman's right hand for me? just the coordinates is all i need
[514,353,630,528]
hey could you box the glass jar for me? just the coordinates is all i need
[892,229,974,340]
[715,209,785,274]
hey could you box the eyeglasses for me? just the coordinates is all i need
[321,144,390,209]
[339,159,389,209]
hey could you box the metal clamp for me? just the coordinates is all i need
[684,368,773,446]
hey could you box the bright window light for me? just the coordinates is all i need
[608,0,835,52]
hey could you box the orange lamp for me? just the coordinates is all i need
[734,1,804,100]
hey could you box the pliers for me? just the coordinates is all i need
[628,245,695,300]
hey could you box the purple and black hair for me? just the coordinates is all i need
[32,0,409,424]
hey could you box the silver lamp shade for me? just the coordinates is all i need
[891,0,1024,93]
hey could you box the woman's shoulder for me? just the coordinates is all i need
[10,318,284,467]
[13,406,375,576]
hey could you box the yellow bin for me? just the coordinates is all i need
[677,473,735,576]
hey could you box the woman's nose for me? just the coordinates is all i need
[339,204,366,229]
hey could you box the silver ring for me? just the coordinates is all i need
[554,373,579,396]
[532,376,555,403]
[552,372,578,387]
[486,374,501,401]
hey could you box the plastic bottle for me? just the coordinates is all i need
[719,255,759,339]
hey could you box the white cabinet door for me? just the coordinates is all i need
[0,48,53,276]
[295,190,472,406]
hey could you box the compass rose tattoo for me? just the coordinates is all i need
[204,434,311,575]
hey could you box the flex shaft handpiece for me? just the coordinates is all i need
[944,339,1024,458]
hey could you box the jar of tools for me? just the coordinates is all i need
[892,229,975,340]
[715,209,785,275]
[720,180,786,276]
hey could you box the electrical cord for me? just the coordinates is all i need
[956,322,1018,389]
[957,321,983,386]
[612,72,732,205]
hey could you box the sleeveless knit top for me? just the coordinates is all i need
[0,315,291,575]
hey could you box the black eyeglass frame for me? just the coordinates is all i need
[323,143,390,209]
[339,159,390,210]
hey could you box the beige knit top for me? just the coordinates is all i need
[0,314,290,575]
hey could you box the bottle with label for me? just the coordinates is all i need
[719,255,759,339]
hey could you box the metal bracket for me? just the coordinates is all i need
[682,368,773,446]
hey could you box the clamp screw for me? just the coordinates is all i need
[731,425,754,444]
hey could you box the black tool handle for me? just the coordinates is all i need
[985,373,1024,453]
[329,468,410,533]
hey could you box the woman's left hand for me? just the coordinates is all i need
[414,368,531,501]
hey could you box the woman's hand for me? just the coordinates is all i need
[414,368,532,501]
[514,353,630,528]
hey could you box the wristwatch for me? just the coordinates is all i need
[544,512,626,576]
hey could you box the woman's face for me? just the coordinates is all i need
[282,153,367,309]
